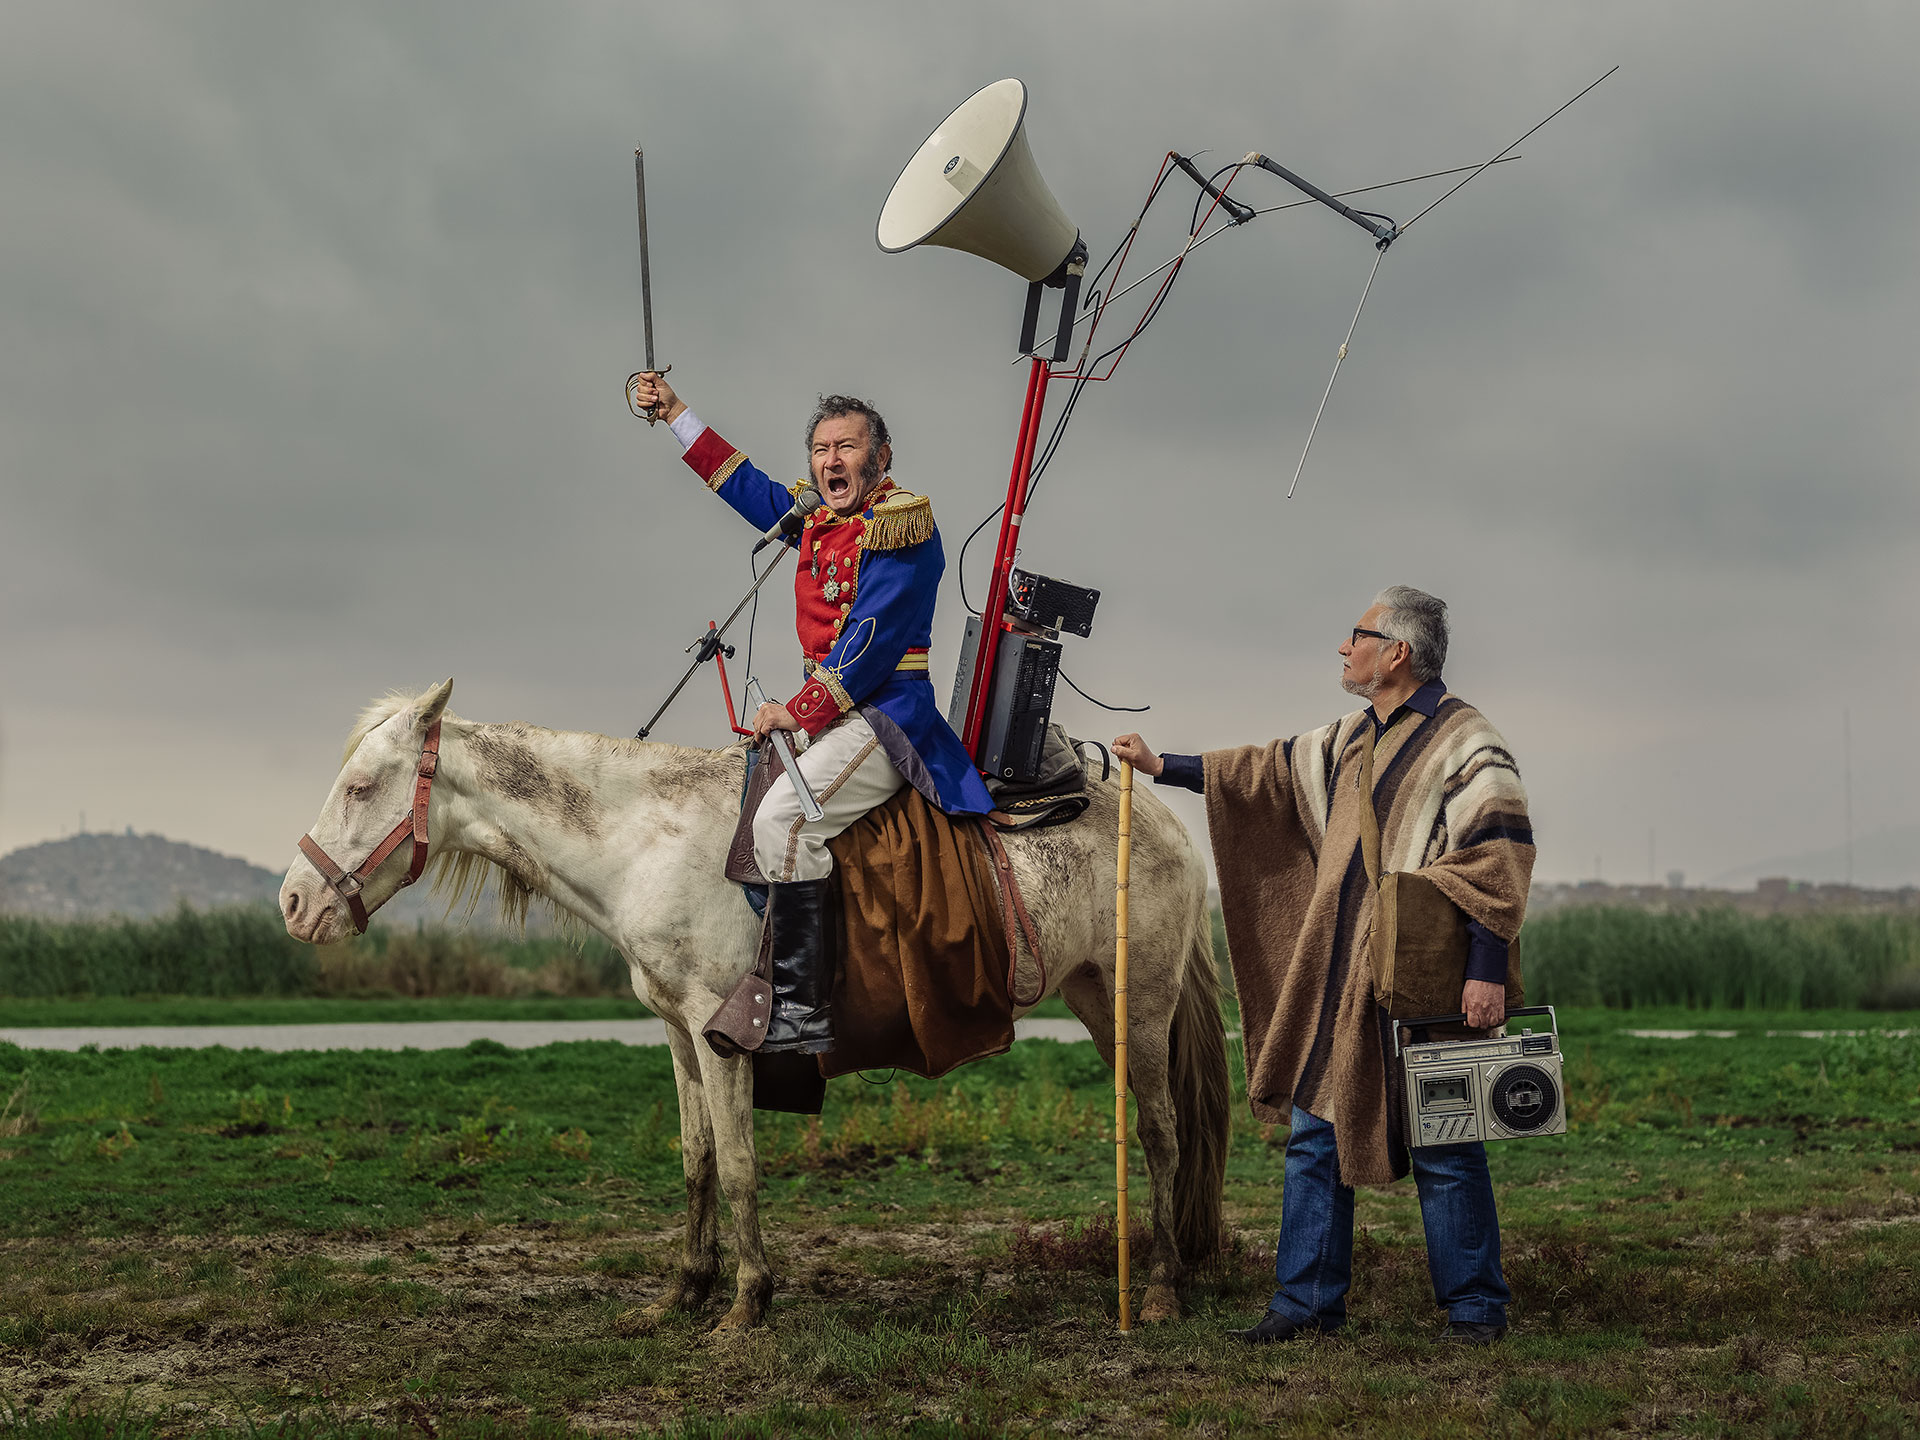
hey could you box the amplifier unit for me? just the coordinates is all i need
[1007,568,1100,638]
[948,617,1062,783]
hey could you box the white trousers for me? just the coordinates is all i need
[752,712,906,883]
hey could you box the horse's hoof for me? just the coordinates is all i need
[709,1302,764,1334]
[614,1306,662,1337]
[1139,1286,1181,1325]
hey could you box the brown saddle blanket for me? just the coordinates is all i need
[720,748,1031,1081]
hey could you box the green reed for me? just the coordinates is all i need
[1522,906,1920,1011]
[0,906,628,1000]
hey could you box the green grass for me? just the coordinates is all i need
[0,995,647,1028]
[0,1014,1917,1435]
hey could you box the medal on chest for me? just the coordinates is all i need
[809,531,855,605]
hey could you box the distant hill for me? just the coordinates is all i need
[1711,825,1920,892]
[0,832,281,919]
[0,831,496,929]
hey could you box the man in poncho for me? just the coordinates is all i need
[1113,586,1534,1345]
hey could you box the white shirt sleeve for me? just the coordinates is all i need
[668,408,705,450]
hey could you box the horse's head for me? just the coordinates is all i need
[280,678,454,944]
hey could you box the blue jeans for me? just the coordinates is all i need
[1268,1105,1509,1327]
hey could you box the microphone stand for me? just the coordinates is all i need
[636,541,795,740]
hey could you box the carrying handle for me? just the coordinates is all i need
[1393,1004,1557,1057]
[1399,1004,1555,1030]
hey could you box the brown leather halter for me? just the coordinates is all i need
[297,720,442,935]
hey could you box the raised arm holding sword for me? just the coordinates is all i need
[630,371,994,1056]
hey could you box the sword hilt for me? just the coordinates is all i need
[627,365,672,425]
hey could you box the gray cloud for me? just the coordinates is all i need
[2,0,1915,888]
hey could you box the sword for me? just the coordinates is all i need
[744,677,825,823]
[626,147,670,424]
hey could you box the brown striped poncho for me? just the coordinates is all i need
[1204,690,1535,1186]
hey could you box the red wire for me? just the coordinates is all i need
[1051,155,1248,385]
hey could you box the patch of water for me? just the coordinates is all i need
[0,1016,1104,1052]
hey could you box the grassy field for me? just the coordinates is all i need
[1,1009,1918,1437]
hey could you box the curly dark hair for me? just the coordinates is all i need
[804,394,892,483]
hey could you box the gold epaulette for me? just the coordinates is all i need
[862,489,934,551]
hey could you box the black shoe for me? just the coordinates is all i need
[759,878,836,1054]
[1230,1310,1341,1345]
[1438,1319,1507,1345]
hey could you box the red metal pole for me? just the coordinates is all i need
[961,355,1052,760]
[711,623,753,737]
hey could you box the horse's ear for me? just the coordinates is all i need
[415,678,454,732]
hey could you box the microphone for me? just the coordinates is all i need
[753,485,824,553]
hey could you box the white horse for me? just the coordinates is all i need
[280,680,1230,1329]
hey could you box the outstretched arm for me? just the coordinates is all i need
[633,372,800,535]
[1114,734,1206,793]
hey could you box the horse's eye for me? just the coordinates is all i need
[345,782,372,801]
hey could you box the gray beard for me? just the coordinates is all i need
[1341,659,1386,700]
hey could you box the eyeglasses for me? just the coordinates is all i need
[1349,627,1392,646]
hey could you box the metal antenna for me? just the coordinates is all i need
[1021,156,1522,361]
[1399,66,1619,233]
[1287,246,1387,498]
[1288,65,1620,495]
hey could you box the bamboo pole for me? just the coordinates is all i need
[1114,760,1134,1334]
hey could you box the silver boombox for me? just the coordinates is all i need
[1397,1005,1567,1148]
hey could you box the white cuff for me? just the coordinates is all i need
[668,408,705,449]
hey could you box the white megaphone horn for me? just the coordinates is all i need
[877,79,1088,361]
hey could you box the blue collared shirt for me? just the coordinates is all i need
[1154,675,1508,985]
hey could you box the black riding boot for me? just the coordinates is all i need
[759,877,836,1054]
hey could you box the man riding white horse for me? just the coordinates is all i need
[629,373,994,1057]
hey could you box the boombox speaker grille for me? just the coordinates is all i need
[1490,1064,1559,1134]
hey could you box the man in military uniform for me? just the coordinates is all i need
[631,373,994,1054]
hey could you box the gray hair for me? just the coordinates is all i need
[1373,585,1448,683]
[804,395,892,465]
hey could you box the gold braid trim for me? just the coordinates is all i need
[861,490,934,550]
[812,664,855,713]
[705,451,747,493]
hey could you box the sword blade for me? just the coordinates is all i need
[634,148,656,372]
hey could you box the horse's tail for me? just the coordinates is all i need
[1169,910,1231,1268]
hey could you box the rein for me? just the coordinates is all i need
[298,720,442,935]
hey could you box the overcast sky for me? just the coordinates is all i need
[3,0,1916,889]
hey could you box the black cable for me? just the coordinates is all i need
[961,153,1224,612]
[1059,669,1149,713]
[960,161,1188,613]
[1190,161,1243,238]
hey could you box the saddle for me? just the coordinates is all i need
[707,740,1049,1104]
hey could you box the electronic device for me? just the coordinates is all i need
[1007,567,1100,638]
[947,617,1061,783]
[1398,1005,1566,1148]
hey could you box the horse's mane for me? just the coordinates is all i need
[341,691,416,765]
[342,690,742,937]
